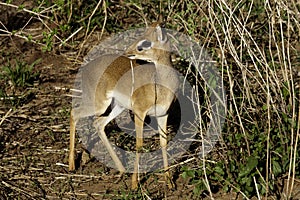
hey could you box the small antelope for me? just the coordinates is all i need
[69,21,178,189]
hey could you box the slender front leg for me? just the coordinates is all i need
[157,114,175,189]
[132,112,146,190]
[69,110,76,171]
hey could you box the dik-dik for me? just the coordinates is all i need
[69,21,179,189]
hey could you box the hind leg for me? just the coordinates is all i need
[69,109,77,171]
[69,98,112,171]
[94,104,126,172]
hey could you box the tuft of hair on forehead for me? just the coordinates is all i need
[147,15,165,28]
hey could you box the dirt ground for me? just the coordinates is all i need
[0,5,208,200]
[0,35,187,199]
[1,1,299,200]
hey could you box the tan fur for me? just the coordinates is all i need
[69,22,178,189]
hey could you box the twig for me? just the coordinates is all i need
[99,0,107,40]
[0,108,12,126]
[85,0,102,39]
[1,181,40,199]
[0,2,49,19]
[0,28,44,46]
[59,27,83,47]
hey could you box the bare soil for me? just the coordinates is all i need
[1,2,299,200]
[0,4,201,199]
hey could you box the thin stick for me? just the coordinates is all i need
[59,27,83,47]
[0,2,50,19]
[85,0,102,39]
[0,108,12,126]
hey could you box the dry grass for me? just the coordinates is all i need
[0,0,299,199]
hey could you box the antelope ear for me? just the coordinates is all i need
[158,14,164,25]
[156,25,167,43]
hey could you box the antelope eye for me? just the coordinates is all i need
[141,40,152,48]
[137,40,152,51]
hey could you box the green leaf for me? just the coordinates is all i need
[272,160,282,177]
[246,156,258,171]
[214,165,225,176]
[239,156,258,177]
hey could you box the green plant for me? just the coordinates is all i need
[42,30,56,52]
[176,0,299,198]
[1,59,40,89]
[0,58,40,106]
